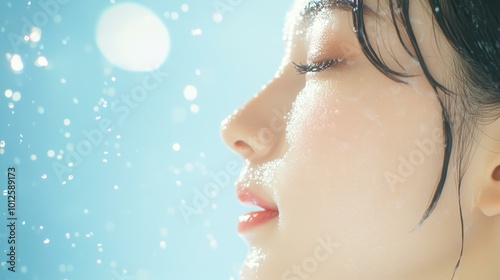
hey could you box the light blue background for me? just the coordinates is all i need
[0,0,292,279]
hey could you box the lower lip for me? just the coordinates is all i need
[238,209,279,233]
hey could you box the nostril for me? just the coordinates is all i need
[234,140,254,157]
[493,166,500,181]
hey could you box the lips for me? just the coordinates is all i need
[237,185,279,233]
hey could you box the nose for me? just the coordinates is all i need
[220,65,304,163]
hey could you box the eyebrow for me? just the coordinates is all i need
[301,0,377,21]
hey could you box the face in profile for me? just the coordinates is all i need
[221,0,500,279]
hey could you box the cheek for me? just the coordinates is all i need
[280,77,445,236]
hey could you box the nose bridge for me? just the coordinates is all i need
[220,67,303,162]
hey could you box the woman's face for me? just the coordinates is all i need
[221,0,468,279]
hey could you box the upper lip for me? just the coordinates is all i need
[236,184,278,212]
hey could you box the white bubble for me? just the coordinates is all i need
[183,85,198,100]
[65,233,70,239]
[213,12,223,23]
[63,118,71,126]
[172,143,180,151]
[191,28,202,36]
[30,154,37,161]
[61,78,67,84]
[10,54,23,72]
[0,140,5,148]
[12,91,21,102]
[41,174,47,179]
[190,104,199,113]
[68,175,73,180]
[5,89,12,98]
[96,259,102,265]
[8,102,14,109]
[43,238,50,244]
[181,4,189,12]
[171,12,179,20]
[83,209,89,214]
[113,185,119,190]
[47,150,55,157]
[64,132,71,138]
[30,27,41,42]
[195,69,201,76]
[72,97,78,104]
[35,56,49,67]
[96,3,171,72]
[160,240,167,249]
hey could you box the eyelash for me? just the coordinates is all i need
[293,59,341,74]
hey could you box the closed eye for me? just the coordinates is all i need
[293,59,342,74]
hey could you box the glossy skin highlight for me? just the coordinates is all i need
[221,0,500,279]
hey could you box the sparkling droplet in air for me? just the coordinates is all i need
[172,143,180,152]
[35,56,49,67]
[190,104,199,113]
[10,54,24,72]
[0,140,5,148]
[183,85,198,100]
[5,89,13,98]
[160,240,167,249]
[47,150,55,157]
[63,118,71,126]
[191,28,202,36]
[12,91,21,102]
[43,238,50,244]
[30,154,37,161]
[213,12,223,23]
[181,4,189,12]
[30,26,42,42]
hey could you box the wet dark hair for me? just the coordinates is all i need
[351,0,500,277]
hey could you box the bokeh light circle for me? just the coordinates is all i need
[96,3,170,72]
